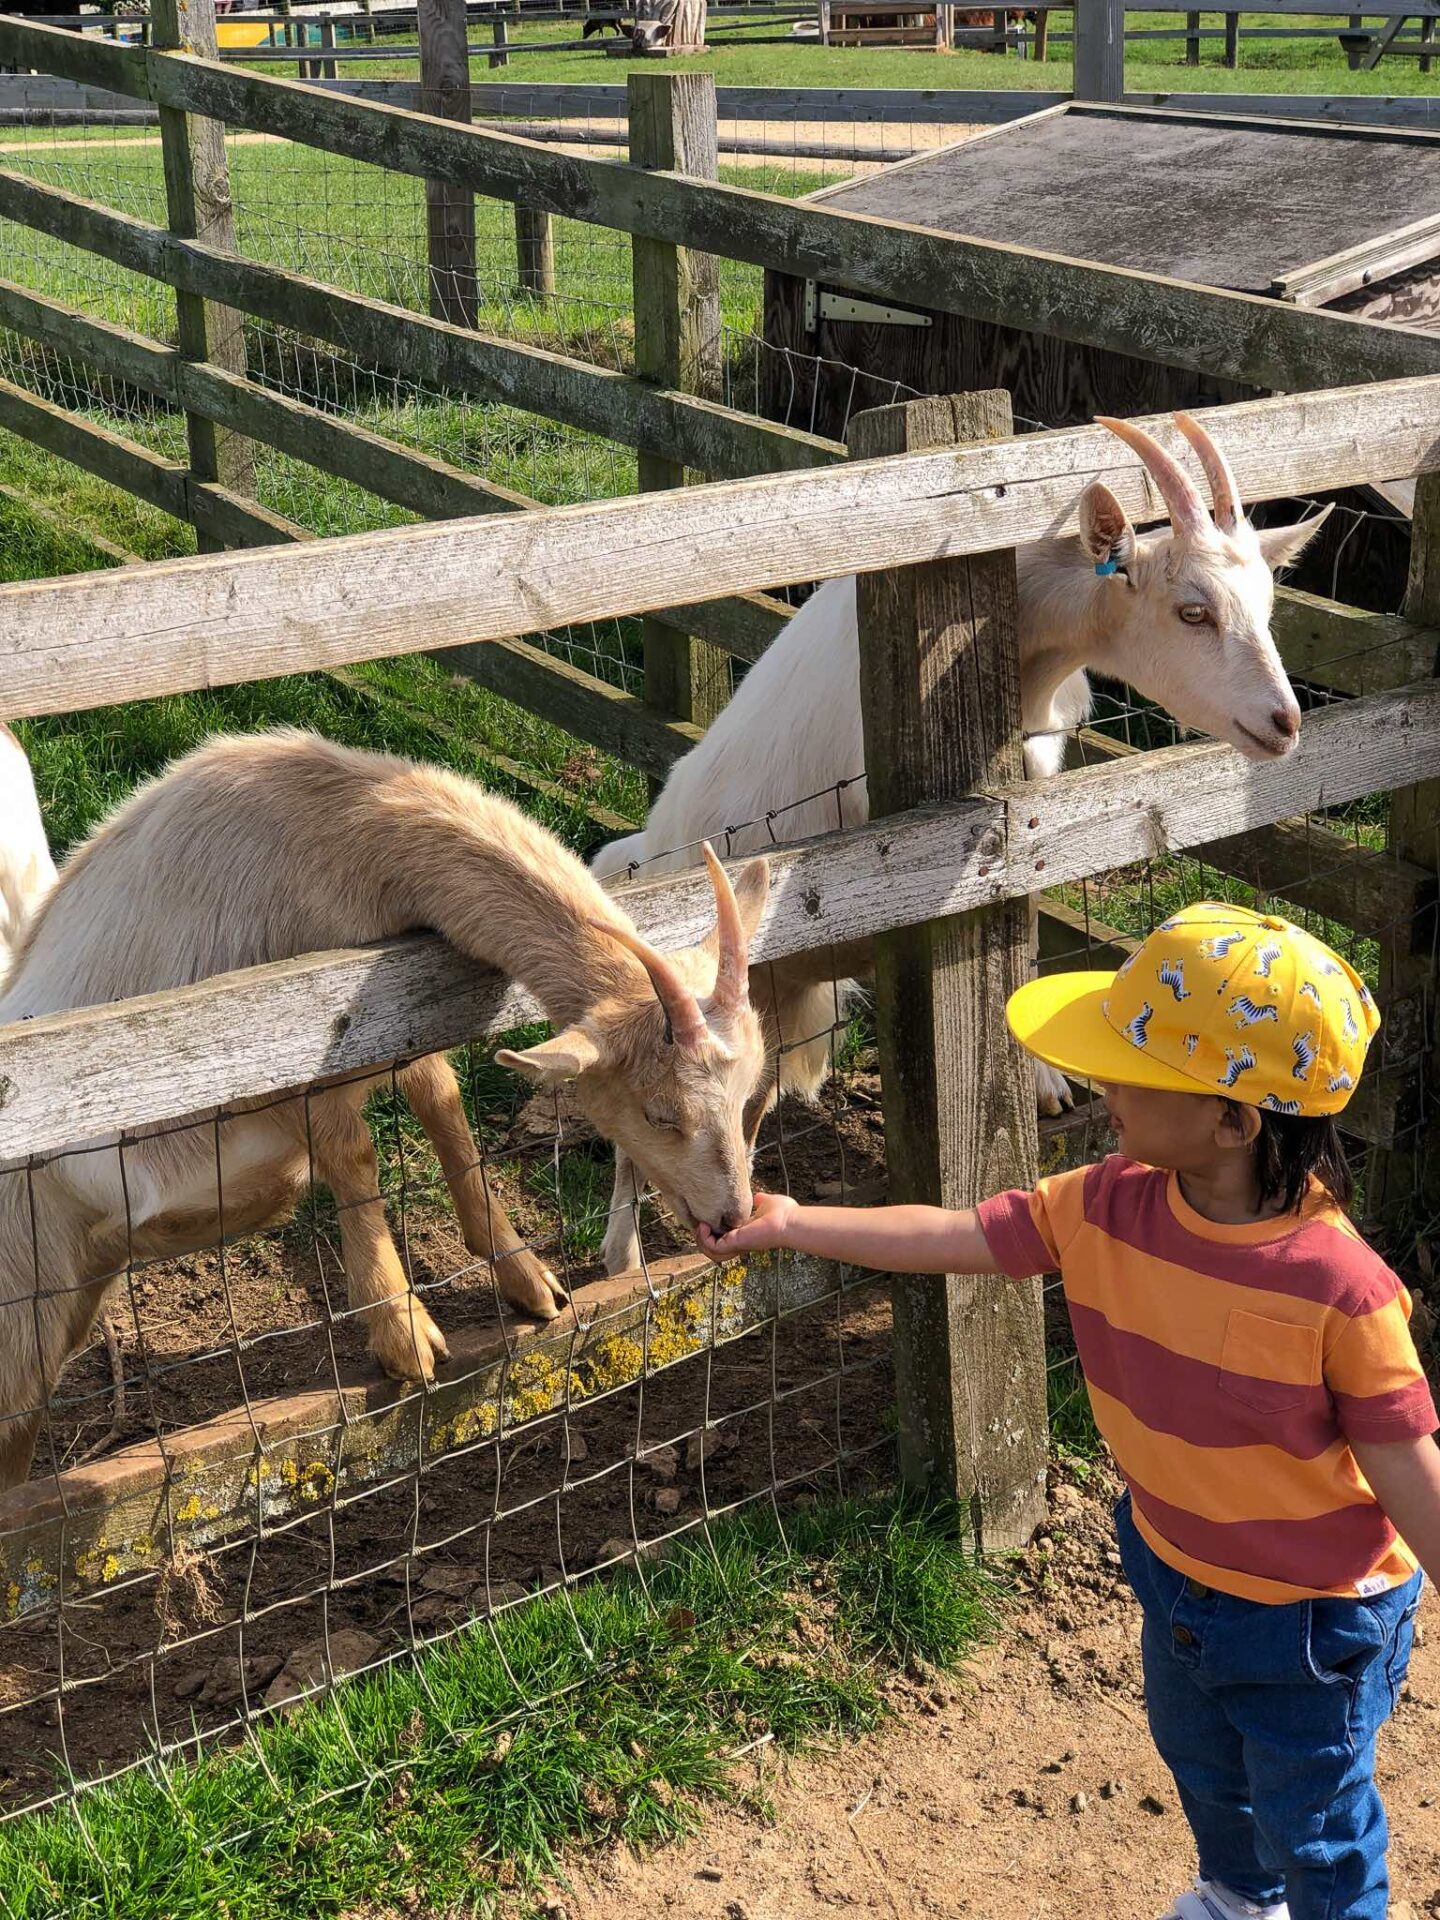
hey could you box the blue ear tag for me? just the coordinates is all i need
[1095,551,1121,577]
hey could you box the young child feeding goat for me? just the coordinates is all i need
[701,904,1439,1920]
[0,731,771,1489]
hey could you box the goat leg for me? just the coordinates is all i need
[306,1089,450,1383]
[398,1054,567,1321]
[74,1307,127,1467]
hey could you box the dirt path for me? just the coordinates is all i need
[553,1471,1440,1920]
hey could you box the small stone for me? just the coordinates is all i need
[172,1669,207,1701]
[1051,1483,1084,1515]
[1070,1792,1088,1814]
[1100,1778,1124,1800]
[1139,1793,1169,1816]
[264,1629,383,1713]
[652,1486,682,1516]
[696,1866,723,1883]
[641,1443,678,1483]
[1104,1550,1122,1568]
[684,1430,722,1471]
[565,1430,589,1464]
[1420,1795,1435,1809]
[592,1537,636,1569]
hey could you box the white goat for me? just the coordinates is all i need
[0,731,770,1489]
[0,721,56,980]
[593,413,1328,1274]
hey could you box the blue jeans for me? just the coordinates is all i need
[1115,1493,1422,1920]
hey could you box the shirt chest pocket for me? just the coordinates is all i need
[1218,1310,1320,1416]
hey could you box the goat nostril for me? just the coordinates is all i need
[1272,707,1300,740]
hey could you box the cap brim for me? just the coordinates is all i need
[1007,972,1222,1098]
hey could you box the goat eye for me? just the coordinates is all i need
[645,1107,681,1135]
[1178,604,1211,626]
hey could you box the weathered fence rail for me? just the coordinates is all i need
[2,377,1437,715]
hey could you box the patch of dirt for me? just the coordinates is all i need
[0,1084,892,1811]
[555,1466,1440,1920]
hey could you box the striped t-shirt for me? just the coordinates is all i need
[977,1157,1438,1604]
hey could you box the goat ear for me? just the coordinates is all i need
[497,1026,601,1086]
[1254,505,1333,575]
[732,857,769,941]
[1077,482,1137,568]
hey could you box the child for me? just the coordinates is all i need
[699,902,1440,1920]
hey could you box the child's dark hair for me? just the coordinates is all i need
[1229,1104,1354,1214]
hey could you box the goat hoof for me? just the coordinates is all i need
[497,1255,568,1322]
[369,1296,449,1383]
[1034,1062,1075,1118]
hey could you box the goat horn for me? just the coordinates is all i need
[702,842,751,1013]
[1096,416,1209,539]
[1174,412,1242,535]
[588,916,708,1053]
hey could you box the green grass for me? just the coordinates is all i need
[0,1493,996,1920]
[276,11,1440,95]
[1047,1353,1102,1473]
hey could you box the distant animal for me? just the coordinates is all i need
[581,12,631,36]
[0,722,56,982]
[593,412,1327,1273]
[0,732,771,1489]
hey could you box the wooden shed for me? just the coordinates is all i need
[762,102,1440,609]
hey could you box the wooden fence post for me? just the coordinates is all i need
[628,70,729,759]
[515,204,556,296]
[149,0,255,552]
[1223,8,1239,65]
[1374,475,1440,1241]
[850,391,1048,1554]
[1185,9,1201,63]
[1073,0,1124,99]
[418,0,478,327]
[489,16,509,65]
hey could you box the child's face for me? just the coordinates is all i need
[1098,1080,1257,1171]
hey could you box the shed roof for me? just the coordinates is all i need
[816,106,1440,294]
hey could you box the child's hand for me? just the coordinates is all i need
[696,1191,798,1261]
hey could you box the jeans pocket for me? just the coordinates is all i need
[1382,1579,1423,1716]
[1303,1595,1391,1693]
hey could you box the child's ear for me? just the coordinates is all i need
[1215,1099,1261,1150]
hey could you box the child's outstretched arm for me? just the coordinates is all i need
[696,1192,1003,1276]
[1351,1435,1440,1589]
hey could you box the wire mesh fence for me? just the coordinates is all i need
[0,945,891,1824]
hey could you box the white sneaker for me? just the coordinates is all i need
[1158,1881,1290,1920]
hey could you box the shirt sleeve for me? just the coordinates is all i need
[1325,1280,1438,1444]
[976,1167,1087,1280]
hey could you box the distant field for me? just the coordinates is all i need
[252,8,1440,94]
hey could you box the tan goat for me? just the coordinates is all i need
[0,730,770,1488]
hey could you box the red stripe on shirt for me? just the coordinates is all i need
[1068,1301,1339,1460]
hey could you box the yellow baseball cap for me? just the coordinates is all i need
[1006,902,1379,1116]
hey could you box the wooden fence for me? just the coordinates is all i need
[1,8,1439,1550]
